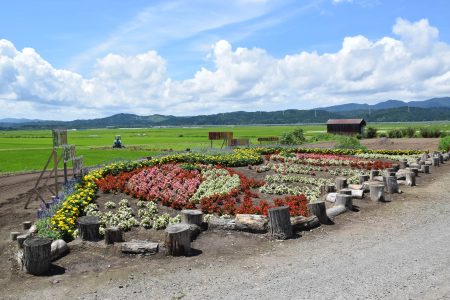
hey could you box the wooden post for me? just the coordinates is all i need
[23,237,52,275]
[268,206,293,240]
[78,216,100,241]
[335,177,348,190]
[308,201,332,225]
[181,210,203,226]
[369,183,385,202]
[385,176,400,194]
[104,227,123,244]
[165,224,191,256]
[53,149,59,197]
[410,167,419,177]
[405,171,416,186]
[359,175,369,184]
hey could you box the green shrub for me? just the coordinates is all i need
[35,217,63,240]
[419,127,442,138]
[400,127,416,138]
[438,136,450,152]
[334,136,368,151]
[388,129,403,138]
[280,128,306,145]
[378,132,387,138]
[365,126,377,139]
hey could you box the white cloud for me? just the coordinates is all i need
[1,18,450,120]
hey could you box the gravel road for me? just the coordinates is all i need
[5,165,450,300]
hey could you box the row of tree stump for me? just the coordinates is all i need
[309,151,449,225]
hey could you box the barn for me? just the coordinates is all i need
[326,119,366,136]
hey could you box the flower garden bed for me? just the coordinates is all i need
[31,147,426,242]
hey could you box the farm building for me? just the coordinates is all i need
[326,119,366,136]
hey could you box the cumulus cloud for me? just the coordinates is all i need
[1,18,450,120]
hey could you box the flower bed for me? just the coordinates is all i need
[126,164,202,209]
[42,146,424,241]
[190,167,241,204]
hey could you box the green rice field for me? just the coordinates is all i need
[1,122,449,173]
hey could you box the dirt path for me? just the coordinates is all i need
[2,163,450,299]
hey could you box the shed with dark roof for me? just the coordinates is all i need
[326,119,366,136]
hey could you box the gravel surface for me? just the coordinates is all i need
[4,165,450,300]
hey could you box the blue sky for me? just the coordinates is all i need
[1,0,450,120]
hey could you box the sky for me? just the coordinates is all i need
[1,0,450,120]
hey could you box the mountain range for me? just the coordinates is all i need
[1,97,450,129]
[318,97,450,112]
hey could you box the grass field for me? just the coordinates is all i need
[1,122,449,173]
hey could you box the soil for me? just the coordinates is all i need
[305,137,440,151]
[0,140,448,299]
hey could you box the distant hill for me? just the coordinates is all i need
[0,118,42,123]
[1,97,450,129]
[319,97,450,112]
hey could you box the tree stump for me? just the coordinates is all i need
[338,189,352,195]
[351,189,364,199]
[421,153,428,162]
[10,231,20,241]
[23,221,32,230]
[104,227,123,244]
[78,216,100,241]
[327,183,336,193]
[369,183,385,202]
[335,177,348,190]
[335,194,352,210]
[385,176,400,194]
[165,224,191,256]
[432,157,440,167]
[370,170,379,180]
[268,206,293,240]
[17,233,31,249]
[308,202,332,225]
[421,165,430,174]
[321,184,335,194]
[359,175,369,184]
[181,209,203,226]
[405,171,416,186]
[23,237,51,275]
[399,160,408,169]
